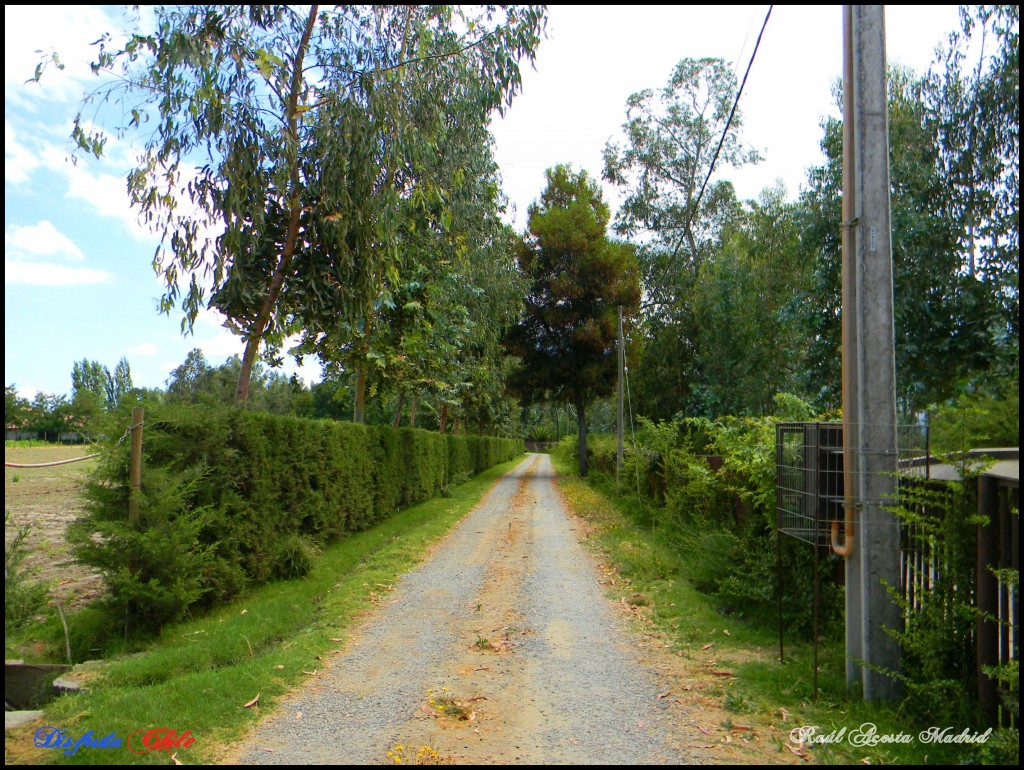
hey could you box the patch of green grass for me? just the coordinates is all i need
[16,457,523,765]
[549,451,990,765]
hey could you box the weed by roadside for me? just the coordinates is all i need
[386,743,446,764]
[549,450,997,766]
[5,511,50,636]
[426,687,475,720]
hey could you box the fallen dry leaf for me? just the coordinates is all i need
[243,693,260,708]
[329,637,344,642]
[701,643,714,650]
[171,753,183,765]
[784,742,810,760]
[303,670,318,676]
[657,690,671,699]
[722,629,731,636]
[710,670,734,677]
[779,707,790,723]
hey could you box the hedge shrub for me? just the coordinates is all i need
[73,404,522,632]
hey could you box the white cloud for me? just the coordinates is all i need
[4,258,112,285]
[5,220,85,260]
[5,120,39,184]
[4,5,123,109]
[199,330,245,360]
[37,145,159,241]
[127,342,158,356]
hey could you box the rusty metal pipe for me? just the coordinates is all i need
[834,5,856,558]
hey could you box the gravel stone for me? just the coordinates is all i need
[231,454,704,765]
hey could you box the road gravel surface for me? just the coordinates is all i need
[228,454,720,765]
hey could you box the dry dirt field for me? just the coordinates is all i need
[4,445,105,613]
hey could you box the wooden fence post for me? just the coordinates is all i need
[128,407,144,525]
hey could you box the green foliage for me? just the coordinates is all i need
[797,55,1018,413]
[5,512,50,636]
[271,533,321,581]
[5,384,31,430]
[165,348,315,416]
[67,5,547,403]
[71,403,522,635]
[883,458,985,725]
[504,164,641,476]
[574,394,842,637]
[928,383,1020,453]
[70,464,219,633]
[925,5,1019,369]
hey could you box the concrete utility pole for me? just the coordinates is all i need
[617,306,625,482]
[840,5,902,700]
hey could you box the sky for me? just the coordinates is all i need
[5,5,965,401]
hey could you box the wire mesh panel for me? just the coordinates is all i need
[776,423,843,546]
[776,422,929,547]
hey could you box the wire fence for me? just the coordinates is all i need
[775,422,1019,723]
[5,417,142,468]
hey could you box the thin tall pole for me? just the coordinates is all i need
[841,5,902,701]
[128,407,144,525]
[617,306,624,483]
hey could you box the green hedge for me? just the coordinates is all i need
[71,405,522,631]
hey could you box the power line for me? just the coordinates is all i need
[672,4,773,260]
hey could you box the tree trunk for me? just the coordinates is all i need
[576,398,588,477]
[409,392,418,428]
[392,392,405,428]
[439,402,448,434]
[353,369,366,424]
[234,5,319,405]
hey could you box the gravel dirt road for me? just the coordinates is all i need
[225,453,757,765]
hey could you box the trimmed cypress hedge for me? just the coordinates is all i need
[71,405,522,630]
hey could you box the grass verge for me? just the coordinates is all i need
[4,456,523,766]
[550,451,1004,765]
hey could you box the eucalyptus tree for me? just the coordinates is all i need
[924,4,1019,383]
[797,63,1013,413]
[602,58,756,312]
[686,185,806,416]
[601,58,755,421]
[504,165,640,476]
[66,5,546,404]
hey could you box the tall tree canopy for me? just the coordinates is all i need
[797,57,1018,413]
[504,165,640,475]
[64,5,547,403]
[603,57,756,313]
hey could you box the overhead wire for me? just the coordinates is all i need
[671,4,774,260]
